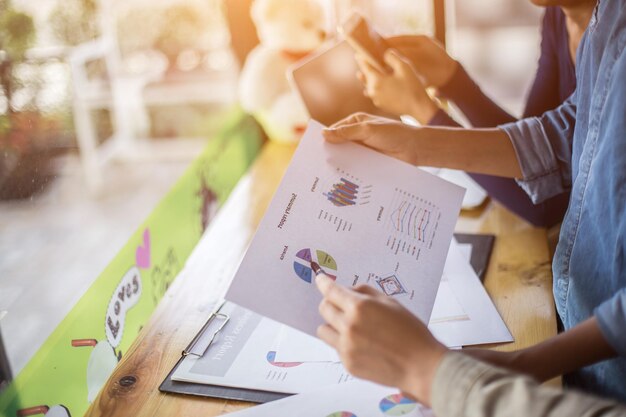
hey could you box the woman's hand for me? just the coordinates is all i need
[386,35,459,89]
[316,274,447,407]
[323,113,422,165]
[323,113,523,178]
[356,50,439,124]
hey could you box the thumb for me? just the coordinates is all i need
[384,49,410,75]
[323,113,375,144]
[323,123,367,144]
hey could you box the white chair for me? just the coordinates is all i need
[68,32,167,191]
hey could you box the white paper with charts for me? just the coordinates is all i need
[272,240,512,363]
[226,121,465,335]
[221,378,435,417]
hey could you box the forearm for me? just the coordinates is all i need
[516,317,617,382]
[465,317,618,383]
[428,108,463,128]
[438,65,517,127]
[412,126,523,178]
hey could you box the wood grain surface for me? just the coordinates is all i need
[85,142,557,417]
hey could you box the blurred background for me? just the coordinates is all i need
[0,0,542,389]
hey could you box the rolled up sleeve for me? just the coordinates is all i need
[432,352,626,417]
[499,96,576,204]
[595,288,626,357]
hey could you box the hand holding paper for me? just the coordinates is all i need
[316,274,447,406]
[226,120,465,335]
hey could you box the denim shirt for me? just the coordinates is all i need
[500,0,626,402]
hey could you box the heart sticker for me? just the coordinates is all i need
[135,229,151,269]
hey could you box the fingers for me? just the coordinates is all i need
[322,122,369,144]
[356,71,369,98]
[317,324,340,349]
[323,114,399,151]
[319,298,348,332]
[400,391,419,402]
[331,112,376,127]
[355,54,382,99]
[386,34,431,54]
[316,274,358,310]
[356,53,383,80]
[354,284,380,297]
[323,112,376,143]
[386,34,429,48]
[384,49,411,76]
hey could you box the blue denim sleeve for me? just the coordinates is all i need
[595,288,626,357]
[498,96,576,204]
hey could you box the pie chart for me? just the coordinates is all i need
[266,351,302,368]
[326,412,357,417]
[379,394,417,416]
[293,248,337,283]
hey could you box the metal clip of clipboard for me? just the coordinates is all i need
[182,301,230,358]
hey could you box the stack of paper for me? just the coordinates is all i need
[171,121,512,415]
[271,239,512,365]
[221,379,435,417]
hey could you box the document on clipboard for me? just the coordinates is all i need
[159,234,504,402]
[167,302,352,395]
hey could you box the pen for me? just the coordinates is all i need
[311,261,337,282]
[310,261,326,277]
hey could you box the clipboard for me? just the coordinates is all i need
[160,233,495,402]
[159,301,290,403]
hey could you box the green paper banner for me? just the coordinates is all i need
[0,110,263,417]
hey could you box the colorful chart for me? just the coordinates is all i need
[326,412,357,417]
[379,394,417,416]
[293,248,337,283]
[390,202,431,241]
[385,188,440,249]
[324,177,359,206]
[323,177,372,207]
[266,351,302,368]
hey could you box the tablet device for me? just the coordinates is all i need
[288,40,395,127]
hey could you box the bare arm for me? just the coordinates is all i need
[466,317,618,382]
[323,113,523,178]
[413,126,522,178]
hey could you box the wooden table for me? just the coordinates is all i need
[85,142,557,417]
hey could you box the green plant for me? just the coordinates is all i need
[0,4,35,59]
[0,0,35,112]
[49,0,99,46]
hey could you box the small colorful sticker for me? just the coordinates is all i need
[135,229,151,269]
[375,275,408,296]
[105,267,142,348]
